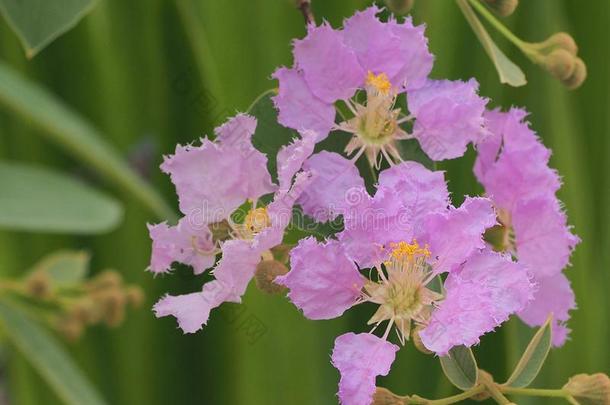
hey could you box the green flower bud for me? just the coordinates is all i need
[561,57,587,90]
[372,387,404,405]
[254,260,288,295]
[384,0,415,15]
[483,0,519,17]
[564,373,610,405]
[545,49,576,80]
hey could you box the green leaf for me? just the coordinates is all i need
[0,300,108,405]
[504,316,553,388]
[0,0,99,58]
[0,162,123,234]
[29,250,90,287]
[0,61,176,221]
[457,0,527,87]
[439,345,479,391]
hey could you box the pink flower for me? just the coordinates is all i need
[151,119,316,333]
[331,333,398,405]
[273,6,487,165]
[474,107,579,345]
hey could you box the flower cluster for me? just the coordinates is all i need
[147,6,579,405]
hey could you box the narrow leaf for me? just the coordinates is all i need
[29,250,90,287]
[457,0,527,87]
[504,316,553,388]
[0,300,108,405]
[0,62,176,221]
[0,0,99,58]
[0,162,123,234]
[440,345,479,391]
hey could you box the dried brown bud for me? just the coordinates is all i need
[384,0,415,15]
[126,286,145,308]
[91,270,122,290]
[564,373,610,405]
[372,387,404,405]
[561,57,587,90]
[98,290,127,327]
[254,260,289,295]
[25,271,52,299]
[483,0,519,17]
[70,299,97,324]
[545,49,576,81]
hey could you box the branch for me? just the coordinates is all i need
[296,0,314,25]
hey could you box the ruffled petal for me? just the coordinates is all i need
[408,79,488,160]
[387,16,433,90]
[276,130,317,192]
[518,272,576,347]
[512,197,580,279]
[420,250,534,355]
[294,23,365,102]
[418,197,496,274]
[147,217,216,275]
[377,161,449,221]
[272,67,336,138]
[213,239,263,302]
[331,333,398,405]
[276,237,365,320]
[298,151,366,222]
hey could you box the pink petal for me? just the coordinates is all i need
[213,239,263,302]
[294,23,364,102]
[418,197,496,274]
[272,67,336,138]
[408,79,488,160]
[331,333,398,405]
[276,130,317,193]
[387,16,433,90]
[147,217,216,275]
[513,197,580,279]
[297,151,366,222]
[518,272,576,347]
[420,250,534,355]
[276,238,365,320]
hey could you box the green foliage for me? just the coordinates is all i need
[0,0,98,57]
[0,162,122,233]
[0,300,108,405]
[440,346,479,391]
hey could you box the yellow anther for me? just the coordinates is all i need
[389,240,431,261]
[244,207,270,234]
[366,71,392,94]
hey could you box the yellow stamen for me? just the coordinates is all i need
[389,240,431,261]
[366,71,392,94]
[244,207,271,234]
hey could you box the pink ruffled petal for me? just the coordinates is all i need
[276,237,365,320]
[276,130,317,193]
[419,197,496,274]
[213,239,263,302]
[420,250,534,355]
[518,272,576,347]
[408,79,488,160]
[272,67,336,138]
[294,23,364,102]
[512,197,580,279]
[377,161,449,221]
[387,16,433,90]
[147,217,216,275]
[297,151,365,222]
[331,332,399,405]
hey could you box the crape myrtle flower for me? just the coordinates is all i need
[148,114,317,333]
[276,161,534,404]
[272,6,488,166]
[474,107,580,346]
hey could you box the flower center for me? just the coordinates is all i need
[243,207,271,236]
[365,240,442,344]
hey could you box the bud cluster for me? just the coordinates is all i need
[529,32,587,89]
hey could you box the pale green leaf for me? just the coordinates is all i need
[29,250,90,287]
[0,162,123,234]
[504,316,553,388]
[0,61,176,221]
[457,0,527,87]
[0,300,108,405]
[0,0,99,58]
[439,345,479,391]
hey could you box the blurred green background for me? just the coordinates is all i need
[0,0,608,404]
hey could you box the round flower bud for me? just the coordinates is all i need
[372,387,404,405]
[384,0,415,15]
[544,32,578,56]
[25,271,52,299]
[545,49,576,80]
[126,286,145,308]
[254,260,289,295]
[562,57,587,90]
[483,0,519,17]
[99,290,127,327]
[56,316,84,341]
[91,270,122,290]
[563,373,610,405]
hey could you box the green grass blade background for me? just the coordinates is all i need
[0,1,607,404]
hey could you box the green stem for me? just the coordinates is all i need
[407,385,486,405]
[499,386,570,398]
[246,88,278,113]
[482,381,512,404]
